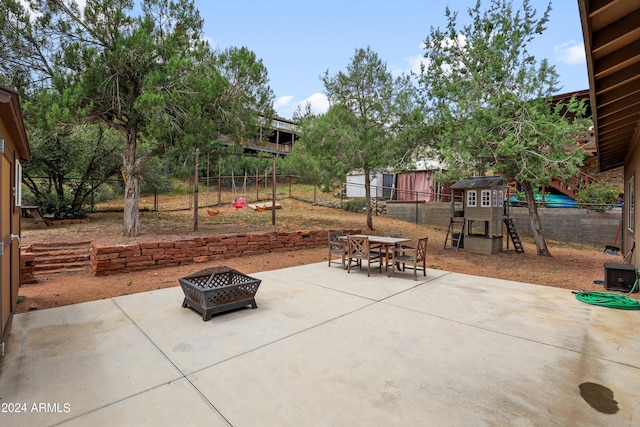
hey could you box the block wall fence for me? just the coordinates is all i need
[386,201,621,248]
[18,229,361,280]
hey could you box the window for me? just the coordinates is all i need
[467,190,477,207]
[628,175,634,233]
[492,190,498,207]
[15,159,22,207]
[481,190,491,207]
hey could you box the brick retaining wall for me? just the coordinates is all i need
[19,228,361,282]
[20,250,36,284]
[89,228,361,277]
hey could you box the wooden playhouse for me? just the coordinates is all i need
[448,176,506,255]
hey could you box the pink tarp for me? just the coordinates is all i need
[396,171,438,202]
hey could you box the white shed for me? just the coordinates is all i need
[346,172,392,198]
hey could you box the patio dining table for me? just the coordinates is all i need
[340,234,412,272]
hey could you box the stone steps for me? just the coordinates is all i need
[28,241,92,274]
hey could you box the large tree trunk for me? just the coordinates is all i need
[522,181,551,256]
[122,129,141,237]
[364,164,374,230]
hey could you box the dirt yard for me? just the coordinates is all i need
[16,195,629,313]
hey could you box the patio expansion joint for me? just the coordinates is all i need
[183,300,383,378]
[47,381,232,427]
[377,272,445,304]
[104,298,234,427]
[294,272,440,302]
[378,278,640,370]
[53,273,436,425]
[300,281,386,302]
[182,274,448,378]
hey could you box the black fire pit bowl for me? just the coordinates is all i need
[179,266,261,321]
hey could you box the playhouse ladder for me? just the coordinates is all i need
[444,217,465,252]
[504,218,525,253]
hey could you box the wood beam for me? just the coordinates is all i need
[596,79,640,106]
[592,9,640,54]
[596,91,640,118]
[595,63,640,94]
[594,39,640,77]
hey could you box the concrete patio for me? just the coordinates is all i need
[1,261,639,426]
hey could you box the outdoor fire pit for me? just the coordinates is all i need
[179,266,261,321]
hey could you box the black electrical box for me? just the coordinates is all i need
[603,263,638,292]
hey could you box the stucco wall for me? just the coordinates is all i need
[386,201,621,248]
[623,132,640,266]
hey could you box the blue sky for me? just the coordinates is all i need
[196,0,588,119]
[59,0,587,119]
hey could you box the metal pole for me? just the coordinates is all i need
[193,147,199,231]
[218,158,221,204]
[272,156,277,225]
[415,187,419,224]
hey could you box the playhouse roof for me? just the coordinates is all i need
[451,176,503,190]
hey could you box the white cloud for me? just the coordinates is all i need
[441,34,467,50]
[296,93,329,116]
[274,95,294,110]
[554,41,586,65]
[17,0,39,20]
[392,38,466,77]
[18,0,86,20]
[273,93,328,119]
[203,35,217,48]
[392,54,429,77]
[406,54,428,74]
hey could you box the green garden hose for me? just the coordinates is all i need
[575,275,640,310]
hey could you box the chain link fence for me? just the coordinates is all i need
[23,175,620,216]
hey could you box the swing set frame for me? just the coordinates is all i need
[192,149,279,231]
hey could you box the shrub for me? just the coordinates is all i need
[93,183,117,204]
[21,187,89,218]
[576,182,619,211]
[38,193,88,219]
[343,198,366,213]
